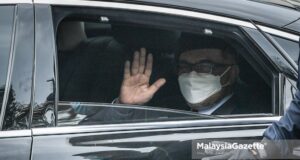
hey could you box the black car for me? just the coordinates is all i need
[0,0,300,159]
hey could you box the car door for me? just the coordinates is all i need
[31,1,293,159]
[0,2,34,160]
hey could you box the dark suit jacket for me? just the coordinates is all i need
[150,80,271,115]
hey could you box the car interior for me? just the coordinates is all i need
[56,18,272,118]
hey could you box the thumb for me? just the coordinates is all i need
[149,78,166,94]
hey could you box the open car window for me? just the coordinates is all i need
[53,7,274,126]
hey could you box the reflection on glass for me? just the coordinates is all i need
[3,86,30,130]
[0,6,14,113]
[67,128,193,160]
[2,6,34,130]
[271,35,299,63]
[32,93,55,127]
[58,102,212,126]
[32,6,56,128]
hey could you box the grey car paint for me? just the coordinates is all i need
[0,3,34,160]
[0,0,298,159]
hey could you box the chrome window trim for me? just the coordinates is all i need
[59,101,211,117]
[0,0,32,4]
[0,5,18,130]
[257,25,300,42]
[0,130,31,138]
[66,129,266,142]
[34,0,299,42]
[33,117,279,136]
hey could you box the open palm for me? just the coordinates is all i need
[119,48,166,105]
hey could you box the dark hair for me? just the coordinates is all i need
[176,33,237,62]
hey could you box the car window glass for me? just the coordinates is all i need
[54,13,272,126]
[0,6,15,114]
[31,6,56,128]
[270,34,299,63]
[3,5,34,130]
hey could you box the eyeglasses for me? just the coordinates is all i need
[178,61,233,74]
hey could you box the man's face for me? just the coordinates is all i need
[178,48,238,109]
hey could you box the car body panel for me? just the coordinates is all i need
[32,4,57,128]
[32,125,267,160]
[3,3,35,130]
[30,2,293,159]
[0,3,33,159]
[284,18,300,34]
[0,0,297,159]
[31,117,279,159]
[0,137,32,160]
[0,130,32,160]
[83,0,300,33]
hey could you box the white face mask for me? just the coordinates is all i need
[178,67,231,104]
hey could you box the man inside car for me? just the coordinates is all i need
[115,36,242,115]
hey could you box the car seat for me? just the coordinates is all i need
[57,21,124,103]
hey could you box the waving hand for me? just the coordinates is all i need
[119,48,166,105]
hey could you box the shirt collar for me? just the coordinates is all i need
[197,93,233,115]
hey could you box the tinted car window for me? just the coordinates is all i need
[54,13,272,126]
[31,6,56,128]
[271,34,299,63]
[0,6,15,112]
[3,5,34,130]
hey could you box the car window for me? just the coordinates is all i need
[53,8,273,126]
[0,6,15,114]
[1,5,34,130]
[270,34,299,63]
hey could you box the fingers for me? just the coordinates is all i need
[131,51,139,75]
[139,48,146,74]
[149,78,166,94]
[124,60,130,79]
[145,53,153,77]
[130,48,153,77]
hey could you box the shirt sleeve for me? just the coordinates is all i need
[263,39,300,156]
[263,90,300,156]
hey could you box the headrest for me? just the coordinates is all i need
[57,21,87,52]
[112,24,180,52]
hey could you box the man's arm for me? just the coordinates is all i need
[262,41,300,157]
[262,90,300,157]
